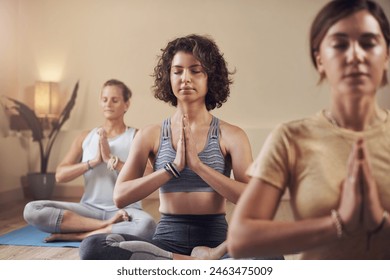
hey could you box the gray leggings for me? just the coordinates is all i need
[23,200,156,240]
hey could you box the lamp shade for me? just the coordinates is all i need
[34,81,59,117]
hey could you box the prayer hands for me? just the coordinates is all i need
[338,138,385,234]
[173,114,202,172]
[97,127,111,163]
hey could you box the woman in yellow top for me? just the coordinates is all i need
[228,0,390,259]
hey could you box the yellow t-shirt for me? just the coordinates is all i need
[247,110,390,259]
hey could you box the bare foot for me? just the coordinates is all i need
[44,234,59,242]
[44,210,131,242]
[191,241,227,260]
[44,233,83,242]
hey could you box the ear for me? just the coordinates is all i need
[124,100,130,113]
[380,49,390,86]
[315,51,324,74]
[384,48,390,71]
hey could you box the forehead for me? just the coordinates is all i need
[325,10,383,38]
[171,51,202,67]
[101,85,123,96]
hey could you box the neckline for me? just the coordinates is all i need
[167,116,216,155]
[319,109,388,138]
[323,109,388,131]
[105,126,130,141]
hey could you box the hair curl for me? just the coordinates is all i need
[152,34,234,111]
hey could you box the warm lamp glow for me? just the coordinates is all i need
[34,81,59,118]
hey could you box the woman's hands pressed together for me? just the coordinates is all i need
[173,114,203,173]
[337,138,386,235]
[97,127,111,163]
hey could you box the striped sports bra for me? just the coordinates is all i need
[154,116,231,193]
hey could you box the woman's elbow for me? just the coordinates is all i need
[55,165,71,183]
[227,226,249,258]
[113,192,126,209]
[55,172,65,183]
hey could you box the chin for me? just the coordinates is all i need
[340,83,376,96]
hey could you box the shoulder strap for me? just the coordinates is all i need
[209,116,219,139]
[128,127,136,140]
[162,118,171,140]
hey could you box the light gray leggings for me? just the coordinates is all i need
[23,200,156,240]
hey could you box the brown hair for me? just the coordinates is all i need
[152,34,234,111]
[310,0,390,85]
[102,79,132,102]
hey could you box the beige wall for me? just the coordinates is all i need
[0,0,25,196]
[1,0,390,200]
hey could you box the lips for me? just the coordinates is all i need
[180,86,194,91]
[344,72,368,78]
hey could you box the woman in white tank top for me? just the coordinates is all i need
[23,79,156,242]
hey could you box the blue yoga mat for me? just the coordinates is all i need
[0,226,80,247]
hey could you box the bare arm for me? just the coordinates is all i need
[228,139,377,258]
[227,178,338,258]
[185,117,253,204]
[113,125,172,208]
[55,130,100,183]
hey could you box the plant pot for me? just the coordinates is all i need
[27,172,56,200]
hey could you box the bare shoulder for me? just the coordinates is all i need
[133,123,162,152]
[73,129,92,146]
[79,129,91,139]
[219,119,248,140]
[135,123,161,139]
[218,119,251,158]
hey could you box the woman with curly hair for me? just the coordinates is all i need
[79,34,254,260]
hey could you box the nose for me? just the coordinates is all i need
[181,69,191,83]
[105,99,113,106]
[347,42,365,64]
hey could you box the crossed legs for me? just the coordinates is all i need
[44,209,130,242]
[24,200,156,242]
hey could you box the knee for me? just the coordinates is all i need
[79,234,109,260]
[80,233,130,260]
[23,201,39,225]
[23,201,60,232]
[137,217,156,240]
[106,233,126,246]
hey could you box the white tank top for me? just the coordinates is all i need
[80,127,141,211]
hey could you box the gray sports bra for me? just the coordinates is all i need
[154,116,231,193]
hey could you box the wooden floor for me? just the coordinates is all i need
[0,197,297,260]
[0,197,81,260]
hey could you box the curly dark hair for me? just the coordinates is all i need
[102,79,132,102]
[152,34,234,111]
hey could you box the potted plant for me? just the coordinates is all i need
[2,81,79,199]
